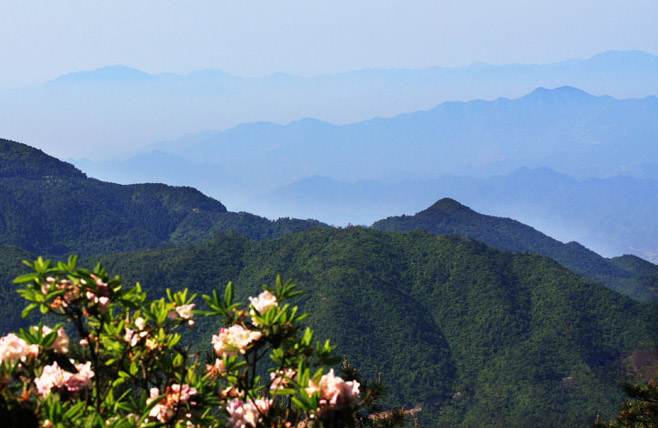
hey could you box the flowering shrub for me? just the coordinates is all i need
[0,256,402,428]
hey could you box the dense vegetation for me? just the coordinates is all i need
[1,138,657,426]
[373,198,658,301]
[35,227,648,427]
[0,139,325,257]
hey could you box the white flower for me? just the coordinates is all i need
[212,325,262,356]
[135,317,146,330]
[249,291,277,314]
[0,333,38,364]
[307,369,360,413]
[226,398,271,428]
[249,291,277,326]
[34,361,94,397]
[270,368,296,391]
[40,326,69,354]
[174,304,195,320]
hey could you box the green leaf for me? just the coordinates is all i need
[22,303,38,318]
[224,281,234,306]
[13,273,38,284]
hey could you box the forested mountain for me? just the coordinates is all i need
[74,86,658,260]
[61,228,658,427]
[372,198,658,301]
[2,137,658,426]
[243,168,658,261]
[0,139,324,257]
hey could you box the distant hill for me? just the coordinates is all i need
[2,50,658,158]
[240,167,658,262]
[0,139,324,257]
[141,86,658,190]
[372,198,658,301]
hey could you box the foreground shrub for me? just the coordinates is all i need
[0,256,403,428]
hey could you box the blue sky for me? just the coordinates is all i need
[1,0,657,89]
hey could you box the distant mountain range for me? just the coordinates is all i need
[3,138,657,302]
[143,86,658,183]
[243,168,658,262]
[73,85,658,260]
[1,50,657,157]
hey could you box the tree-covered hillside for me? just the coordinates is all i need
[27,227,649,427]
[372,198,658,301]
[0,138,325,257]
[1,138,657,426]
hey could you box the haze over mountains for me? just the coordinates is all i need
[1,50,657,158]
[73,81,658,260]
[4,50,658,260]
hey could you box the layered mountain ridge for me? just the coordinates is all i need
[1,137,658,426]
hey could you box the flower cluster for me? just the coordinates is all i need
[39,325,70,354]
[41,277,80,310]
[147,384,198,423]
[207,358,227,378]
[34,361,94,397]
[212,324,262,356]
[306,369,360,414]
[2,259,384,428]
[270,368,296,391]
[84,274,111,314]
[170,303,196,328]
[226,397,272,428]
[0,333,38,364]
[124,316,150,347]
[249,290,277,325]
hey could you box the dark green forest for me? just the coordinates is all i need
[1,138,657,426]
[373,198,658,302]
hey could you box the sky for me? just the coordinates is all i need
[1,0,658,89]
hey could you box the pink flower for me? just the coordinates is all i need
[249,291,277,314]
[226,398,271,428]
[148,384,198,423]
[39,326,69,354]
[0,333,39,364]
[207,358,227,377]
[148,388,175,423]
[66,361,94,391]
[307,369,360,413]
[124,327,148,347]
[212,325,262,356]
[34,361,94,397]
[170,304,195,320]
[34,362,68,397]
[85,278,111,313]
[270,368,296,391]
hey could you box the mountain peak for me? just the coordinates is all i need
[48,65,154,85]
[521,86,595,102]
[423,198,476,216]
[0,138,85,179]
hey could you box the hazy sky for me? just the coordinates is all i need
[2,0,657,89]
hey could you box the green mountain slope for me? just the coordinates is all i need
[372,198,658,301]
[1,138,657,425]
[54,228,656,427]
[0,138,324,256]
